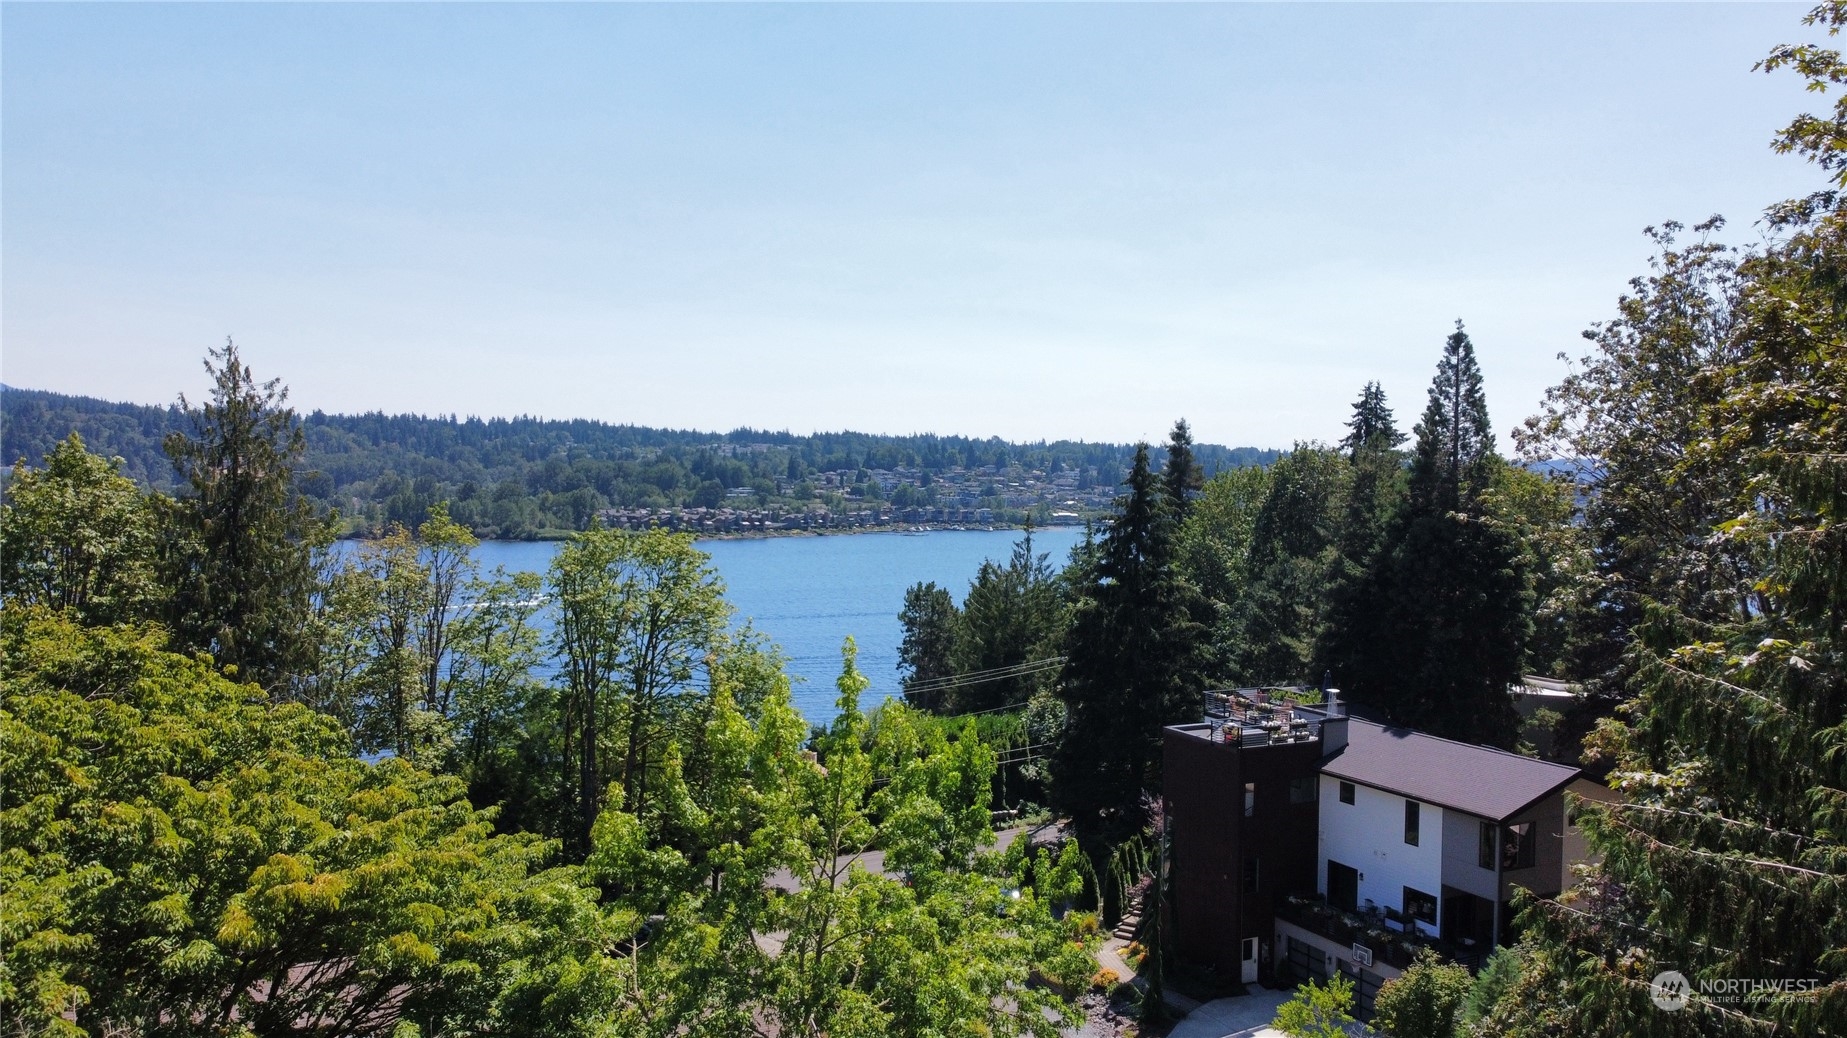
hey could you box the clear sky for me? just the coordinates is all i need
[0,2,1822,451]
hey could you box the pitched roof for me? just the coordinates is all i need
[1318,720,1580,822]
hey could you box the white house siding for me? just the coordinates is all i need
[1319,779,1444,937]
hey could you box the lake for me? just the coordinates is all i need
[464,527,1087,725]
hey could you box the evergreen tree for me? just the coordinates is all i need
[897,580,960,711]
[1409,322,1496,514]
[1317,386,1409,695]
[162,339,328,692]
[1050,445,1204,921]
[1339,380,1406,458]
[1163,418,1203,517]
[1225,445,1349,684]
[1495,15,1847,1028]
[951,528,1062,713]
[1319,329,1527,747]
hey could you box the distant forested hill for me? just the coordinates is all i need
[1,384,1278,538]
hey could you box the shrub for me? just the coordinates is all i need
[1373,948,1474,1038]
[1273,974,1356,1038]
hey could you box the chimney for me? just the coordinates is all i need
[1320,687,1348,753]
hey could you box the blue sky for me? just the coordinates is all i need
[0,2,1821,450]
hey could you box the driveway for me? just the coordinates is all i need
[1165,984,1295,1038]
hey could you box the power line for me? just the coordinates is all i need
[898,656,1065,696]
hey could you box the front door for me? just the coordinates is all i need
[1241,936,1259,983]
[1328,860,1359,912]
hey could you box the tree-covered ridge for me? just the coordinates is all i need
[0,383,1277,538]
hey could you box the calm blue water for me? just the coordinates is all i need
[463,528,1085,725]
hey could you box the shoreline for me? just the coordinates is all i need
[338,521,1096,545]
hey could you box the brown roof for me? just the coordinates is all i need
[1319,720,1580,822]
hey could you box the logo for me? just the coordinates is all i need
[1651,970,1690,1011]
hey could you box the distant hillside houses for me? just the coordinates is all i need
[0,384,1278,538]
[594,503,1043,535]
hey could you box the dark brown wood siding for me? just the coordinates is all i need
[1162,729,1322,979]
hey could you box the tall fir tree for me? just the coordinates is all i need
[1163,419,1203,518]
[1409,322,1496,515]
[896,580,960,711]
[1225,445,1349,685]
[1051,445,1205,922]
[1339,380,1406,458]
[1318,328,1528,747]
[162,339,328,692]
[1316,387,1409,689]
[951,529,1063,713]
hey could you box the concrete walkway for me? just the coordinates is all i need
[1165,984,1294,1038]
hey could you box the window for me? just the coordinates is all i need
[1481,820,1538,869]
[1503,821,1536,869]
[1338,781,1355,805]
[1404,799,1420,846]
[1290,776,1318,804]
[1244,856,1260,894]
[1245,782,1256,817]
[1403,887,1437,924]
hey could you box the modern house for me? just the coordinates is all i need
[1162,689,1581,1010]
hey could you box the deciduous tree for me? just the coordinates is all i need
[0,433,160,626]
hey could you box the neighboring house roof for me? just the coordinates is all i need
[1319,720,1580,822]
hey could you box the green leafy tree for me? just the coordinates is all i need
[1372,948,1474,1038]
[1273,974,1357,1038]
[0,607,623,1038]
[1502,10,1847,1033]
[162,339,329,691]
[0,433,160,626]
[583,640,1096,1037]
[549,527,729,855]
[1175,463,1273,677]
[444,567,556,832]
[1516,220,1752,700]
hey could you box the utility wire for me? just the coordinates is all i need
[899,656,1065,696]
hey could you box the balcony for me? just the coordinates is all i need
[1275,894,1483,971]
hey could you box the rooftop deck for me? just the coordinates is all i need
[1172,687,1343,749]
